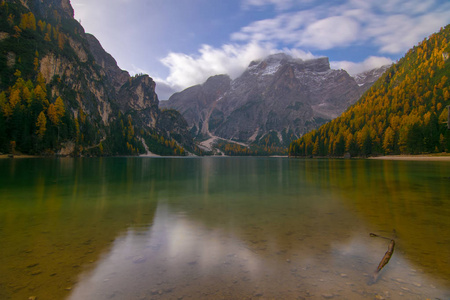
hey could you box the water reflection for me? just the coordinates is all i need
[324,159,450,284]
[1,157,449,299]
[69,199,449,300]
[0,158,160,299]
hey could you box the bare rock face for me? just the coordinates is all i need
[85,34,129,91]
[118,75,159,111]
[162,53,386,146]
[117,75,160,128]
[161,75,231,139]
[68,37,88,63]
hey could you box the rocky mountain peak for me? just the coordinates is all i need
[249,53,295,67]
[30,0,75,19]
[162,52,387,149]
[302,57,330,72]
[247,54,330,77]
[203,74,231,85]
[354,64,391,87]
[86,34,129,91]
[202,74,231,95]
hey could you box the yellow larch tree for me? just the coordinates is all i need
[36,111,47,138]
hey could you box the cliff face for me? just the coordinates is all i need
[0,0,195,156]
[164,74,232,138]
[85,34,129,92]
[161,53,387,147]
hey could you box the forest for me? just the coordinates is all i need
[215,140,287,156]
[289,25,450,157]
[0,1,187,156]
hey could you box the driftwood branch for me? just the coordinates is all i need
[368,233,396,285]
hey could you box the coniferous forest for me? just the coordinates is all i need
[289,25,450,157]
[0,1,192,156]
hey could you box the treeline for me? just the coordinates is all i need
[289,24,450,157]
[103,113,186,156]
[142,131,186,156]
[0,70,76,154]
[0,71,188,156]
[215,140,287,156]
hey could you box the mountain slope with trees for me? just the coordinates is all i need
[0,0,198,156]
[289,24,450,157]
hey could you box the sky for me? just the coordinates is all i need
[71,0,450,99]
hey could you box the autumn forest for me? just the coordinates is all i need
[289,25,450,158]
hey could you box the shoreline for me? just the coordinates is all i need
[369,154,450,161]
[0,154,39,159]
[2,154,450,161]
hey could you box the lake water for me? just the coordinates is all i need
[0,157,449,300]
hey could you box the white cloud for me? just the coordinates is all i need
[330,56,393,75]
[232,0,450,53]
[156,42,317,99]
[242,0,316,11]
[282,48,317,60]
[242,0,296,10]
[160,42,283,90]
[300,16,360,49]
[365,12,450,54]
[159,43,271,90]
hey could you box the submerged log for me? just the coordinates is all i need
[368,234,395,285]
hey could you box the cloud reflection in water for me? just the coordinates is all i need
[69,201,450,300]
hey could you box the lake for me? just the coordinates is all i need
[0,157,449,299]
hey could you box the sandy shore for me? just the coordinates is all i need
[369,155,450,161]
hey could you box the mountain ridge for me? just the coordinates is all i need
[161,53,389,151]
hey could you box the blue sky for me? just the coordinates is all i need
[71,0,450,99]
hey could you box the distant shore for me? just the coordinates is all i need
[2,153,450,161]
[369,154,450,161]
[0,154,39,159]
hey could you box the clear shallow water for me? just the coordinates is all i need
[0,157,449,299]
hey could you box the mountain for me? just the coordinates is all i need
[161,53,387,151]
[353,64,391,88]
[289,24,450,157]
[0,0,198,156]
